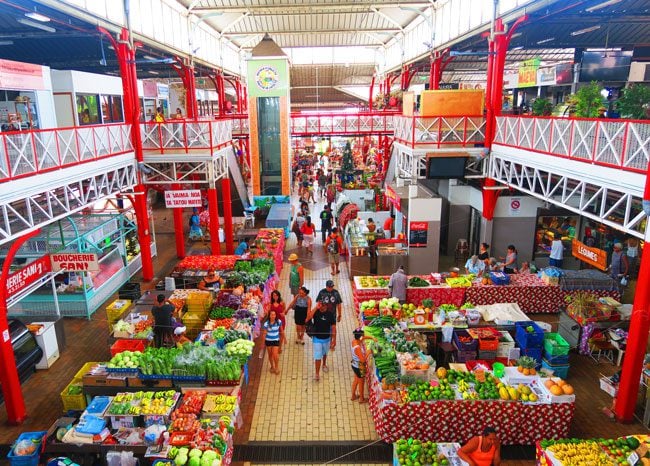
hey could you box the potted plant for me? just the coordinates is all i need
[572,82,604,118]
[617,84,650,119]
[531,97,553,116]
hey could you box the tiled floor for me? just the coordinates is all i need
[0,193,647,466]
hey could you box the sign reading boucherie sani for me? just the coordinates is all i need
[7,255,52,297]
[50,253,99,272]
[164,190,202,208]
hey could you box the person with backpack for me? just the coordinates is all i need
[325,227,343,275]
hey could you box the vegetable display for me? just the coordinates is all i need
[209,306,235,320]
[408,277,431,287]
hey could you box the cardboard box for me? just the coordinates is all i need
[402,92,415,116]
[83,374,128,387]
[127,377,173,388]
[496,331,515,358]
[420,89,484,117]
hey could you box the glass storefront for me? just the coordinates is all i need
[257,96,282,195]
[76,93,101,125]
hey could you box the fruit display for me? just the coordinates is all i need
[169,412,202,432]
[405,380,455,401]
[107,391,177,416]
[223,329,249,343]
[203,395,238,415]
[539,436,647,466]
[394,439,459,466]
[176,255,238,272]
[357,276,390,289]
[204,318,234,330]
[167,446,223,466]
[107,350,142,369]
[177,391,207,415]
[408,276,432,287]
[542,378,575,396]
[360,299,380,317]
[371,341,399,380]
[445,276,473,288]
[387,328,420,353]
[225,338,255,362]
[517,356,539,376]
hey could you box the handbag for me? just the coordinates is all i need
[620,276,628,286]
[305,319,315,337]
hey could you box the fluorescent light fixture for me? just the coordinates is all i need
[536,37,555,44]
[149,70,159,75]
[510,33,522,39]
[24,11,50,22]
[512,46,524,51]
[586,0,623,12]
[17,18,56,33]
[0,40,14,45]
[143,55,156,60]
[571,25,601,36]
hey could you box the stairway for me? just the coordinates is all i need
[227,147,252,210]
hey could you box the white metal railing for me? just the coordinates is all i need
[290,111,398,136]
[0,123,133,182]
[140,119,233,153]
[494,115,650,173]
[393,115,486,148]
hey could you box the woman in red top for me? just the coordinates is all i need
[301,216,316,255]
[458,427,501,466]
[269,290,287,352]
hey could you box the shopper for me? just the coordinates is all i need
[287,286,311,344]
[300,201,310,217]
[319,206,334,243]
[626,237,640,278]
[388,265,408,304]
[478,242,490,263]
[152,294,175,348]
[325,227,344,275]
[518,261,531,274]
[198,268,221,291]
[326,183,336,208]
[288,253,304,297]
[316,279,343,322]
[383,215,394,239]
[609,242,629,289]
[549,233,564,268]
[153,106,165,123]
[501,245,518,274]
[189,208,204,242]
[301,216,316,255]
[458,427,501,466]
[318,171,327,198]
[174,108,183,119]
[305,301,337,381]
[292,212,305,248]
[308,178,317,203]
[234,237,251,256]
[262,309,284,375]
[351,328,376,403]
[268,290,287,352]
[464,255,485,276]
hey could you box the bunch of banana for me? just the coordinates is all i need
[547,442,611,465]
[457,379,471,393]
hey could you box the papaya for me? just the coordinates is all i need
[499,387,509,400]
[436,367,447,379]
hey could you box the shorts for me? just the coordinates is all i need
[294,305,307,325]
[265,340,280,347]
[303,234,314,247]
[313,337,331,360]
[328,252,340,264]
[352,365,363,378]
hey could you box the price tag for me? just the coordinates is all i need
[2,329,8,342]
[627,451,639,465]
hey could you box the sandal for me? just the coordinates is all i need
[351,395,359,401]
[301,340,305,345]
[313,375,320,381]
[359,398,368,404]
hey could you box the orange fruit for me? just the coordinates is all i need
[562,384,574,395]
[517,366,524,373]
[550,385,563,396]
[523,368,530,376]
[544,380,556,389]
[556,379,567,387]
[530,368,536,375]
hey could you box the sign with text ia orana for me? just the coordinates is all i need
[164,190,202,208]
[51,253,99,272]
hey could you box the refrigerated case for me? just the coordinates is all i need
[376,239,408,275]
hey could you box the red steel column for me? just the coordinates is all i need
[207,187,221,255]
[172,183,186,258]
[0,228,41,424]
[615,177,650,421]
[221,178,234,254]
[369,74,376,111]
[430,52,441,90]
[484,36,496,148]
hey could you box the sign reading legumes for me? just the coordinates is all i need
[164,190,202,208]
[572,239,607,271]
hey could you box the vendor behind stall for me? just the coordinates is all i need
[198,268,222,291]
[465,255,485,276]
[152,294,175,348]
[235,237,252,256]
[458,427,501,466]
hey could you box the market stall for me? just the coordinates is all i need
[535,435,648,466]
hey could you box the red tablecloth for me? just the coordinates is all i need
[465,274,564,314]
[368,373,574,445]
[353,281,466,312]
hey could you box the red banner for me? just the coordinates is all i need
[572,239,608,271]
[7,256,51,298]
[385,185,401,212]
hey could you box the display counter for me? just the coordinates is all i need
[265,203,292,238]
[376,239,408,276]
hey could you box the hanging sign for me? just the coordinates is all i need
[572,239,608,271]
[409,221,429,247]
[7,255,52,297]
[157,83,169,99]
[537,67,557,86]
[518,58,541,88]
[555,63,574,85]
[385,185,401,212]
[50,253,99,272]
[0,59,45,90]
[164,190,202,208]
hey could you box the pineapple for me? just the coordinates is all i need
[517,356,538,376]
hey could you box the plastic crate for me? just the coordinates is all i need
[489,271,510,285]
[541,359,569,379]
[478,350,497,360]
[118,282,141,300]
[110,339,149,357]
[515,321,544,348]
[544,353,569,365]
[7,431,47,466]
[520,346,543,363]
[479,337,499,351]
[107,299,132,322]
[60,384,87,412]
[453,342,477,362]
[453,330,478,351]
[543,332,570,356]
[73,361,102,383]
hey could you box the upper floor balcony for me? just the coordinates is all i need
[140,119,233,155]
[290,111,399,137]
[0,123,132,183]
[494,115,650,174]
[393,115,486,149]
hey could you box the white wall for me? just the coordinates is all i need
[494,195,544,218]
[51,69,124,95]
[410,197,442,222]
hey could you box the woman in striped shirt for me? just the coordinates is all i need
[262,309,284,375]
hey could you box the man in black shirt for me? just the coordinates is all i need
[306,302,337,381]
[319,206,333,243]
[316,280,342,322]
[152,294,175,348]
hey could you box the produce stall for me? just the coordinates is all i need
[253,229,286,275]
[393,439,469,466]
[362,318,576,446]
[535,435,648,466]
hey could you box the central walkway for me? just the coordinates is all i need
[247,196,379,443]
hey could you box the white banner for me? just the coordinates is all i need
[51,253,99,272]
[164,190,202,208]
